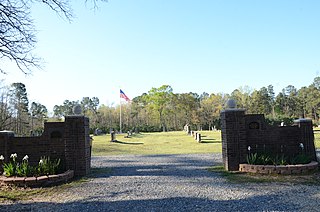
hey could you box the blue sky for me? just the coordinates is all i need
[2,0,320,112]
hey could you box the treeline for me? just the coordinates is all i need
[0,82,48,136]
[54,77,320,133]
[1,77,320,135]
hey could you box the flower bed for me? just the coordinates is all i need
[0,153,73,187]
[239,161,319,175]
[0,170,74,187]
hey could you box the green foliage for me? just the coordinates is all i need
[246,153,258,164]
[246,152,312,165]
[38,156,61,176]
[1,154,61,177]
[265,115,294,126]
[138,124,162,132]
[290,154,312,165]
[3,162,16,177]
[16,161,35,177]
[272,154,287,166]
[257,153,272,165]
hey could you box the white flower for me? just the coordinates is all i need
[10,153,17,159]
[39,159,44,165]
[0,155,4,160]
[248,146,251,151]
[23,155,29,161]
[299,143,304,149]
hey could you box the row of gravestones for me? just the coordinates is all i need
[110,130,134,142]
[184,124,201,143]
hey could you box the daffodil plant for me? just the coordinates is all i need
[1,153,61,177]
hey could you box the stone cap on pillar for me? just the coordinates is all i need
[294,118,312,123]
[221,99,246,113]
[0,130,15,137]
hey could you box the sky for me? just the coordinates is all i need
[2,0,320,113]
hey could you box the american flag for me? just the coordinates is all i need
[120,89,130,101]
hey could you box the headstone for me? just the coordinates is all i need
[197,133,201,143]
[186,125,191,135]
[110,131,116,142]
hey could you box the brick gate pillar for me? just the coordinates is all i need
[64,116,91,177]
[220,108,246,171]
[294,118,317,161]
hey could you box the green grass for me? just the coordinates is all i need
[92,130,222,156]
[0,174,99,203]
[92,127,320,156]
[2,128,320,202]
[208,165,320,184]
[314,128,320,148]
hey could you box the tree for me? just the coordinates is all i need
[81,97,99,115]
[145,85,173,132]
[0,82,12,129]
[200,93,223,130]
[30,102,47,134]
[230,86,252,110]
[313,76,320,90]
[0,0,105,74]
[9,82,29,135]
[267,85,276,118]
[53,99,79,118]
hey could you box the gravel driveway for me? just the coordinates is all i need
[1,153,320,211]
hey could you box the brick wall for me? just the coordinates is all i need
[221,110,316,171]
[0,116,91,177]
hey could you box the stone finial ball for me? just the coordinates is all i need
[73,104,82,115]
[226,99,237,109]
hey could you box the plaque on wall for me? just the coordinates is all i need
[249,122,260,129]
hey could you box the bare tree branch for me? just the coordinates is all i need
[0,0,39,74]
[0,0,106,75]
[37,0,73,21]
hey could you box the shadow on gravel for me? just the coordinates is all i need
[0,195,301,211]
[89,154,222,179]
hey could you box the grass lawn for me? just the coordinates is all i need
[92,128,320,156]
[314,128,320,148]
[92,130,222,156]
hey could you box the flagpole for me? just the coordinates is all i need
[120,92,122,134]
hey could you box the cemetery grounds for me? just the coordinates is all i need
[1,129,320,210]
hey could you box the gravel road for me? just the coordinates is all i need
[1,153,320,211]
